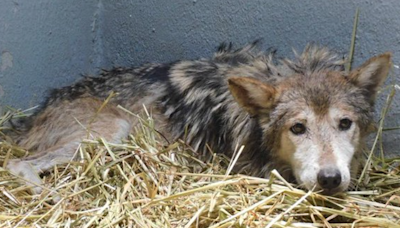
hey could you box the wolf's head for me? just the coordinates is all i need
[228,47,391,195]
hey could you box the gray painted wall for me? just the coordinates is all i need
[0,1,399,155]
[0,0,102,112]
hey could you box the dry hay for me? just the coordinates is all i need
[0,84,399,228]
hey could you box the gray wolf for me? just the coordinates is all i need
[6,41,391,195]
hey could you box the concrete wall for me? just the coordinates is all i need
[0,1,399,155]
[0,0,102,112]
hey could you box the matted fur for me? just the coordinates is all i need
[6,41,391,195]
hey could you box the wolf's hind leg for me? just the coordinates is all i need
[6,98,132,194]
[7,118,131,194]
[6,160,44,194]
[6,140,81,194]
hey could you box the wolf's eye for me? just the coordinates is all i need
[339,118,352,131]
[290,123,306,135]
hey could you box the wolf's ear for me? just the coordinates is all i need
[349,52,392,100]
[228,77,277,116]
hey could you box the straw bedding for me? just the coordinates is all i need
[0,86,399,228]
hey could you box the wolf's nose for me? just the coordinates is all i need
[317,168,341,190]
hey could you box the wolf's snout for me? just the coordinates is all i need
[317,168,341,191]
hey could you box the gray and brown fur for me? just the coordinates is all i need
[6,41,391,195]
